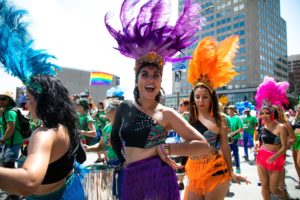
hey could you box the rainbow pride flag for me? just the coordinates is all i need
[90,72,113,86]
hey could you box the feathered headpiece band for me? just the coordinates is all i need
[255,76,289,111]
[105,0,204,72]
[188,36,239,91]
[0,0,60,93]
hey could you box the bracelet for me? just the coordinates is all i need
[164,143,171,155]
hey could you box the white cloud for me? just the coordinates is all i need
[3,0,177,99]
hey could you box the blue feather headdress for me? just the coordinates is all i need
[105,0,204,72]
[0,0,60,92]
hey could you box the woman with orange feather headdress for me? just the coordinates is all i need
[184,36,250,200]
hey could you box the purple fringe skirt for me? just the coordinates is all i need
[121,156,180,200]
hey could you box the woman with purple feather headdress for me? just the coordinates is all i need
[254,76,289,200]
[106,0,212,199]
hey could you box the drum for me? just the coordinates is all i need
[84,164,115,200]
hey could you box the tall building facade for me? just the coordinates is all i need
[166,0,287,108]
[288,54,300,96]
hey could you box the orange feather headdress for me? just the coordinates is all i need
[188,36,239,91]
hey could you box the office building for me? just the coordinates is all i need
[166,0,288,108]
[288,54,300,96]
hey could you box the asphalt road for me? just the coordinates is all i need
[1,147,299,199]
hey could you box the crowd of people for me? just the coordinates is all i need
[0,0,300,200]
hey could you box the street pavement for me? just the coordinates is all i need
[1,147,299,199]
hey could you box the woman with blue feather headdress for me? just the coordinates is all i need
[0,1,86,199]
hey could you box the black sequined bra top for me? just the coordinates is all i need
[118,101,167,148]
[259,127,281,145]
[194,120,219,147]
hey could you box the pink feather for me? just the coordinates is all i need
[255,76,290,110]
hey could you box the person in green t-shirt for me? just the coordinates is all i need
[242,109,257,161]
[91,101,109,162]
[85,100,123,198]
[0,91,23,169]
[228,105,243,173]
[75,99,96,145]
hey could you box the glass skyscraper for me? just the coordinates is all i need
[166,0,287,108]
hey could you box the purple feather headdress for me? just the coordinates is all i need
[255,76,290,111]
[105,0,204,71]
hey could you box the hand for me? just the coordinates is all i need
[156,144,183,170]
[254,141,260,153]
[288,138,296,147]
[83,144,89,150]
[266,155,276,164]
[231,172,251,185]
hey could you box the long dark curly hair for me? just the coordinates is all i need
[27,75,80,153]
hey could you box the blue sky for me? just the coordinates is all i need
[0,0,299,98]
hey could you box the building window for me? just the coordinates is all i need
[239,47,246,53]
[240,38,246,44]
[240,30,245,35]
[241,74,246,80]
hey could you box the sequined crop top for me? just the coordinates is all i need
[259,127,281,145]
[111,101,167,163]
[194,120,219,147]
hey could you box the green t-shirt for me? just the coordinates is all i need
[243,116,257,134]
[102,123,118,160]
[1,107,23,145]
[78,113,94,140]
[229,115,243,140]
[224,114,231,128]
[78,114,94,131]
[95,110,108,130]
